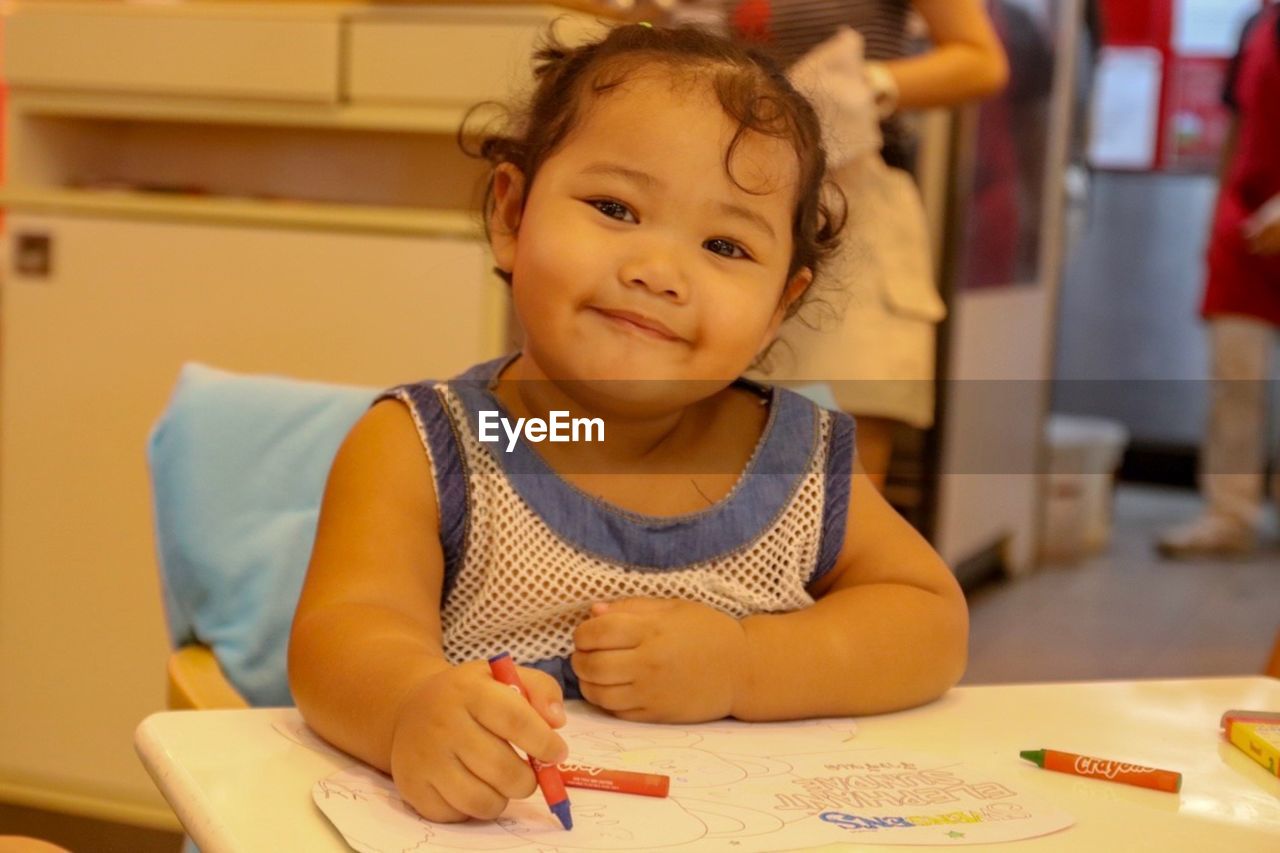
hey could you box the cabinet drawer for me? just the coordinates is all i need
[2,6,342,102]
[345,12,606,106]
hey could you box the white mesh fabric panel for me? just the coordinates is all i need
[426,385,835,666]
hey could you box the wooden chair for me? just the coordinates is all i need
[152,368,847,709]
[167,645,249,710]
[0,839,73,853]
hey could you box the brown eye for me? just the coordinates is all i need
[705,238,749,259]
[589,199,636,222]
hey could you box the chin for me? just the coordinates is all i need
[550,361,724,417]
[561,373,704,417]
[529,337,755,407]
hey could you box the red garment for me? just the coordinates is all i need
[1202,6,1280,327]
[731,0,774,43]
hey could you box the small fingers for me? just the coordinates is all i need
[593,597,671,615]
[455,734,538,803]
[518,666,567,728]
[573,612,644,652]
[472,686,568,767]
[401,781,469,824]
[437,752,511,820]
[578,679,641,715]
[396,751,507,823]
[570,649,634,686]
[611,706,663,723]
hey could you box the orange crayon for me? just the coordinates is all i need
[488,653,572,829]
[557,762,670,798]
[1020,748,1181,793]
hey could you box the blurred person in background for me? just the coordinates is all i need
[673,1,1007,489]
[1158,1,1280,558]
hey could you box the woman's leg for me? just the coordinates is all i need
[1157,315,1273,557]
[1201,316,1274,529]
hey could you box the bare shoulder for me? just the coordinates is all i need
[297,397,444,616]
[330,398,437,516]
[808,466,960,602]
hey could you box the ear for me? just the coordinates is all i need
[761,267,813,348]
[489,163,527,276]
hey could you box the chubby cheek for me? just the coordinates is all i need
[510,220,596,317]
[703,291,785,361]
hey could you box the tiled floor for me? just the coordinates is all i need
[964,484,1280,684]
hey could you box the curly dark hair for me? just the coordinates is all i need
[460,22,845,321]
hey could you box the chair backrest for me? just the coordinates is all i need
[148,363,377,706]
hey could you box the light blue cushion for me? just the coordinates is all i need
[148,363,378,706]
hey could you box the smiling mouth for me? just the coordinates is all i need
[590,308,684,342]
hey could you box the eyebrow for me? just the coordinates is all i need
[580,161,778,243]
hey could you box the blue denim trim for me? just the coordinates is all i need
[454,354,518,384]
[447,356,816,568]
[380,383,469,598]
[812,411,856,584]
[526,654,583,701]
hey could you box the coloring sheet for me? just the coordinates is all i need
[291,709,1074,850]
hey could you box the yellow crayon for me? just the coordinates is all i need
[1220,710,1280,778]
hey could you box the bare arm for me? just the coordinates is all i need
[886,0,1009,109]
[288,400,451,769]
[572,464,967,723]
[289,400,568,822]
[732,467,969,720]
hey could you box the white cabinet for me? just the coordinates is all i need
[0,213,496,816]
[4,5,344,101]
[0,0,610,827]
[346,9,602,105]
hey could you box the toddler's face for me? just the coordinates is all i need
[490,70,810,409]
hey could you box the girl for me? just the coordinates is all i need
[289,23,966,826]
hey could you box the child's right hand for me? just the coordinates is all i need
[388,660,568,823]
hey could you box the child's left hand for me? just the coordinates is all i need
[571,598,747,723]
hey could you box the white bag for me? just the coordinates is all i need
[786,27,882,168]
[787,27,945,322]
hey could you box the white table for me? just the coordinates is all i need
[136,677,1280,852]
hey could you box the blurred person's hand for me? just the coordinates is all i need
[1244,194,1280,255]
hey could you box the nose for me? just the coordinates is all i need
[616,238,689,302]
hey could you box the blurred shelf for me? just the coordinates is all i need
[0,187,481,238]
[11,91,475,134]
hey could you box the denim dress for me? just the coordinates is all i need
[381,355,855,699]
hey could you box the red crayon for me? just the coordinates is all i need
[488,653,573,829]
[1020,748,1181,793]
[557,761,671,798]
